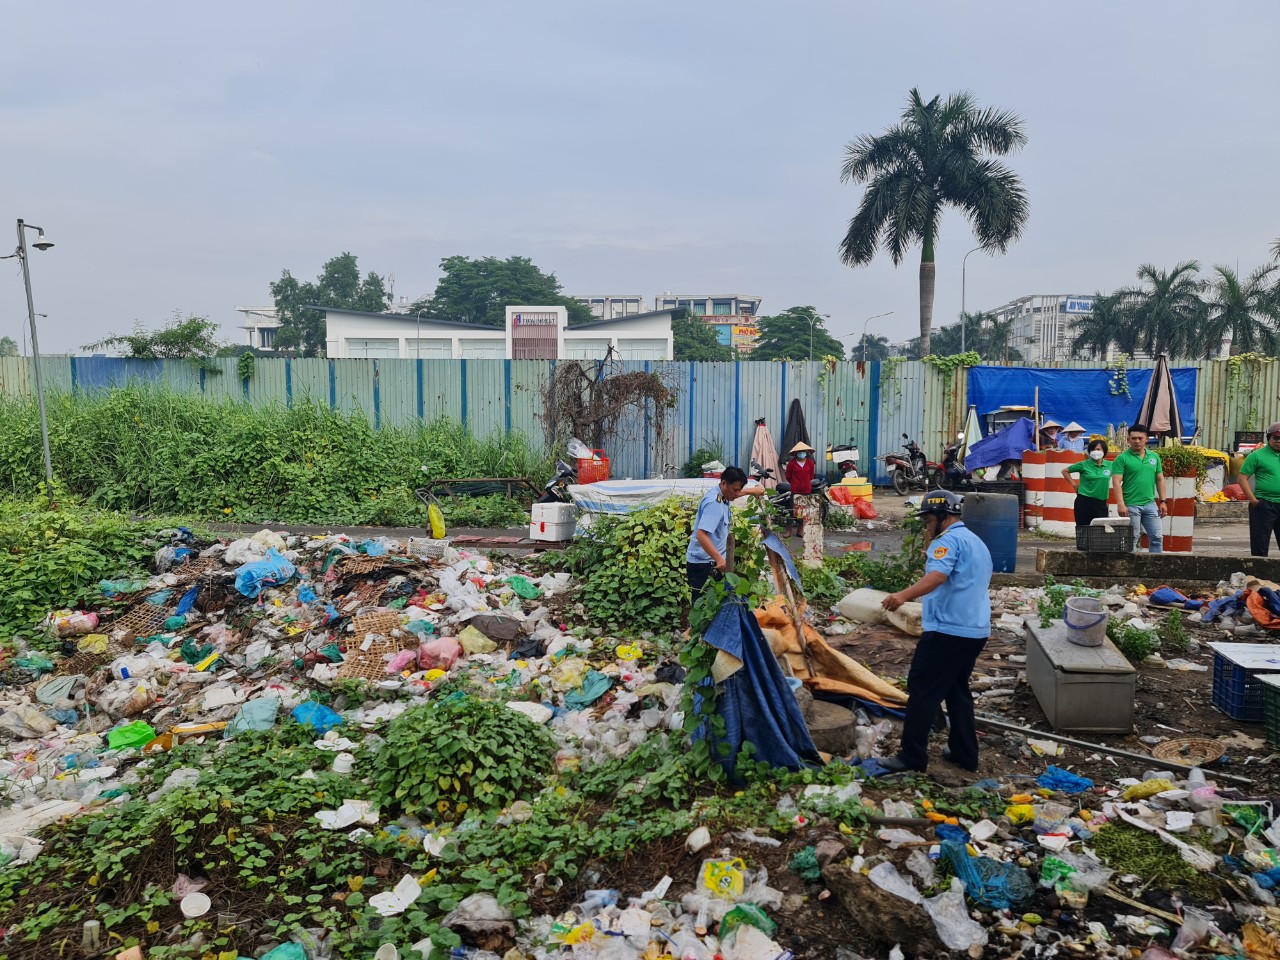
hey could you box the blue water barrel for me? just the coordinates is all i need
[961,492,1019,573]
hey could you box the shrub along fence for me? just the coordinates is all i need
[0,355,1268,485]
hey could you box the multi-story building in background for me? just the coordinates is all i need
[989,294,1098,361]
[652,293,763,353]
[574,295,648,320]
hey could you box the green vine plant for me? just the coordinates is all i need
[237,351,256,381]
[1107,354,1130,397]
[1226,353,1274,431]
[879,355,907,410]
[922,351,981,416]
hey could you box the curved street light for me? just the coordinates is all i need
[855,311,894,362]
[1,220,55,489]
[961,245,991,353]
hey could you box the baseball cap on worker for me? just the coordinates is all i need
[1268,422,1280,439]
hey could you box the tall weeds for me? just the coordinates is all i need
[0,388,550,526]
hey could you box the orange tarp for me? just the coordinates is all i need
[754,598,908,709]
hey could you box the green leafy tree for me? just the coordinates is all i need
[1203,263,1280,357]
[1118,261,1207,358]
[83,312,225,360]
[851,333,893,361]
[0,337,16,357]
[839,88,1030,357]
[412,255,592,328]
[673,315,733,361]
[751,306,845,361]
[270,252,390,357]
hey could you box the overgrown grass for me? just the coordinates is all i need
[0,387,550,527]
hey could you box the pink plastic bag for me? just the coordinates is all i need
[418,636,462,671]
[385,649,419,674]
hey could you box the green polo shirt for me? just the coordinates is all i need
[1067,458,1113,500]
[1241,445,1280,502]
[1112,448,1162,506]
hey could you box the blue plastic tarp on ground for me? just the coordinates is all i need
[697,600,821,779]
[762,532,801,587]
[966,366,1197,438]
[965,418,1037,472]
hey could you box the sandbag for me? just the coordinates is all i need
[836,588,888,624]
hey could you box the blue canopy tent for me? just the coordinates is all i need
[966,366,1197,440]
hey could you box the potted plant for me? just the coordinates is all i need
[1156,445,1208,482]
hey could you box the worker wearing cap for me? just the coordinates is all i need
[1239,422,1280,557]
[784,441,816,494]
[1059,422,1087,453]
[876,490,993,773]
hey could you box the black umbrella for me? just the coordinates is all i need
[782,398,810,456]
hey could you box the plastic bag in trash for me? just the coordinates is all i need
[226,697,281,738]
[939,840,1033,909]
[442,892,515,937]
[1037,765,1094,794]
[419,636,461,670]
[234,547,297,598]
[505,575,541,599]
[720,902,777,939]
[924,879,989,951]
[291,701,343,733]
[107,721,156,752]
[0,706,57,740]
[458,625,497,654]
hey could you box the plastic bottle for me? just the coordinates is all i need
[110,656,157,681]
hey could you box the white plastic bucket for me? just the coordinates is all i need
[1064,596,1107,647]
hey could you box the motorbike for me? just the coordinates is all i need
[751,460,828,536]
[881,433,940,495]
[537,459,578,503]
[827,436,860,481]
[936,433,976,491]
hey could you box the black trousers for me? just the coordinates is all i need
[897,631,987,770]
[1074,494,1109,528]
[1249,499,1280,557]
[686,562,721,596]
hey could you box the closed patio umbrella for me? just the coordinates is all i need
[750,418,781,489]
[1134,353,1183,440]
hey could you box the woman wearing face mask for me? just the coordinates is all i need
[1061,438,1113,528]
[785,442,816,494]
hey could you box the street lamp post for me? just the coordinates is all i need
[807,312,830,361]
[414,310,428,360]
[858,311,894,362]
[961,245,987,353]
[2,220,55,490]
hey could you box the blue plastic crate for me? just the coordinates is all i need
[1212,650,1278,722]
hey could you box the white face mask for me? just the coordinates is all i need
[1089,449,1105,461]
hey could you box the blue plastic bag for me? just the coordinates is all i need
[291,701,343,733]
[175,584,201,615]
[1037,765,1094,794]
[226,697,281,739]
[940,840,1034,909]
[234,548,297,598]
[298,585,318,604]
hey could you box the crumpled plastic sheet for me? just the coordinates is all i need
[291,702,342,733]
[1037,765,1095,793]
[234,547,297,598]
[940,840,1034,909]
[564,670,613,710]
[226,697,281,739]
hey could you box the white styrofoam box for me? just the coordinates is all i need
[531,502,579,525]
[528,520,576,542]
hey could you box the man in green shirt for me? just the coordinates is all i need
[1239,422,1280,557]
[1111,424,1168,553]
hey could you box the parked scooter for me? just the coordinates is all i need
[827,436,860,481]
[937,433,975,491]
[750,461,829,536]
[880,433,939,495]
[537,459,578,504]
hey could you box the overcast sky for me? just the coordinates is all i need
[2,1,1277,353]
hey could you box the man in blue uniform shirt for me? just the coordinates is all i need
[685,466,765,595]
[876,490,993,773]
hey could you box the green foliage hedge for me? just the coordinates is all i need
[0,388,550,527]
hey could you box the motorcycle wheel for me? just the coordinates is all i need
[892,470,909,495]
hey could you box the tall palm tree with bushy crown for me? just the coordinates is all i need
[839,89,1030,357]
[1118,261,1206,358]
[1204,263,1280,357]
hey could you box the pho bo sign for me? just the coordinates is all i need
[1062,297,1093,314]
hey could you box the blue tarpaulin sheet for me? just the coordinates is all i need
[697,600,821,779]
[965,418,1037,472]
[966,366,1197,438]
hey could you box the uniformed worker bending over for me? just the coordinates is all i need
[875,490,993,773]
[685,466,766,596]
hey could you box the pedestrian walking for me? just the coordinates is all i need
[1061,439,1113,529]
[1111,424,1167,553]
[1239,422,1280,557]
[1059,422,1087,453]
[685,466,765,595]
[874,490,993,773]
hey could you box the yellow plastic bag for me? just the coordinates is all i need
[1122,778,1175,801]
[428,503,446,540]
[1005,804,1036,826]
[701,857,746,900]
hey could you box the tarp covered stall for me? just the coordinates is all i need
[966,366,1197,439]
[965,418,1037,473]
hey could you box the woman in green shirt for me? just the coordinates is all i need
[1061,439,1112,528]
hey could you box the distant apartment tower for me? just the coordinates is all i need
[989,294,1100,361]
[575,295,648,320]
[653,293,763,353]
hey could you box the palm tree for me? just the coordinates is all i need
[839,88,1030,357]
[1067,292,1134,359]
[1118,261,1206,358]
[1203,263,1280,357]
[970,311,1022,363]
[1271,238,1279,261]
[853,333,893,361]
